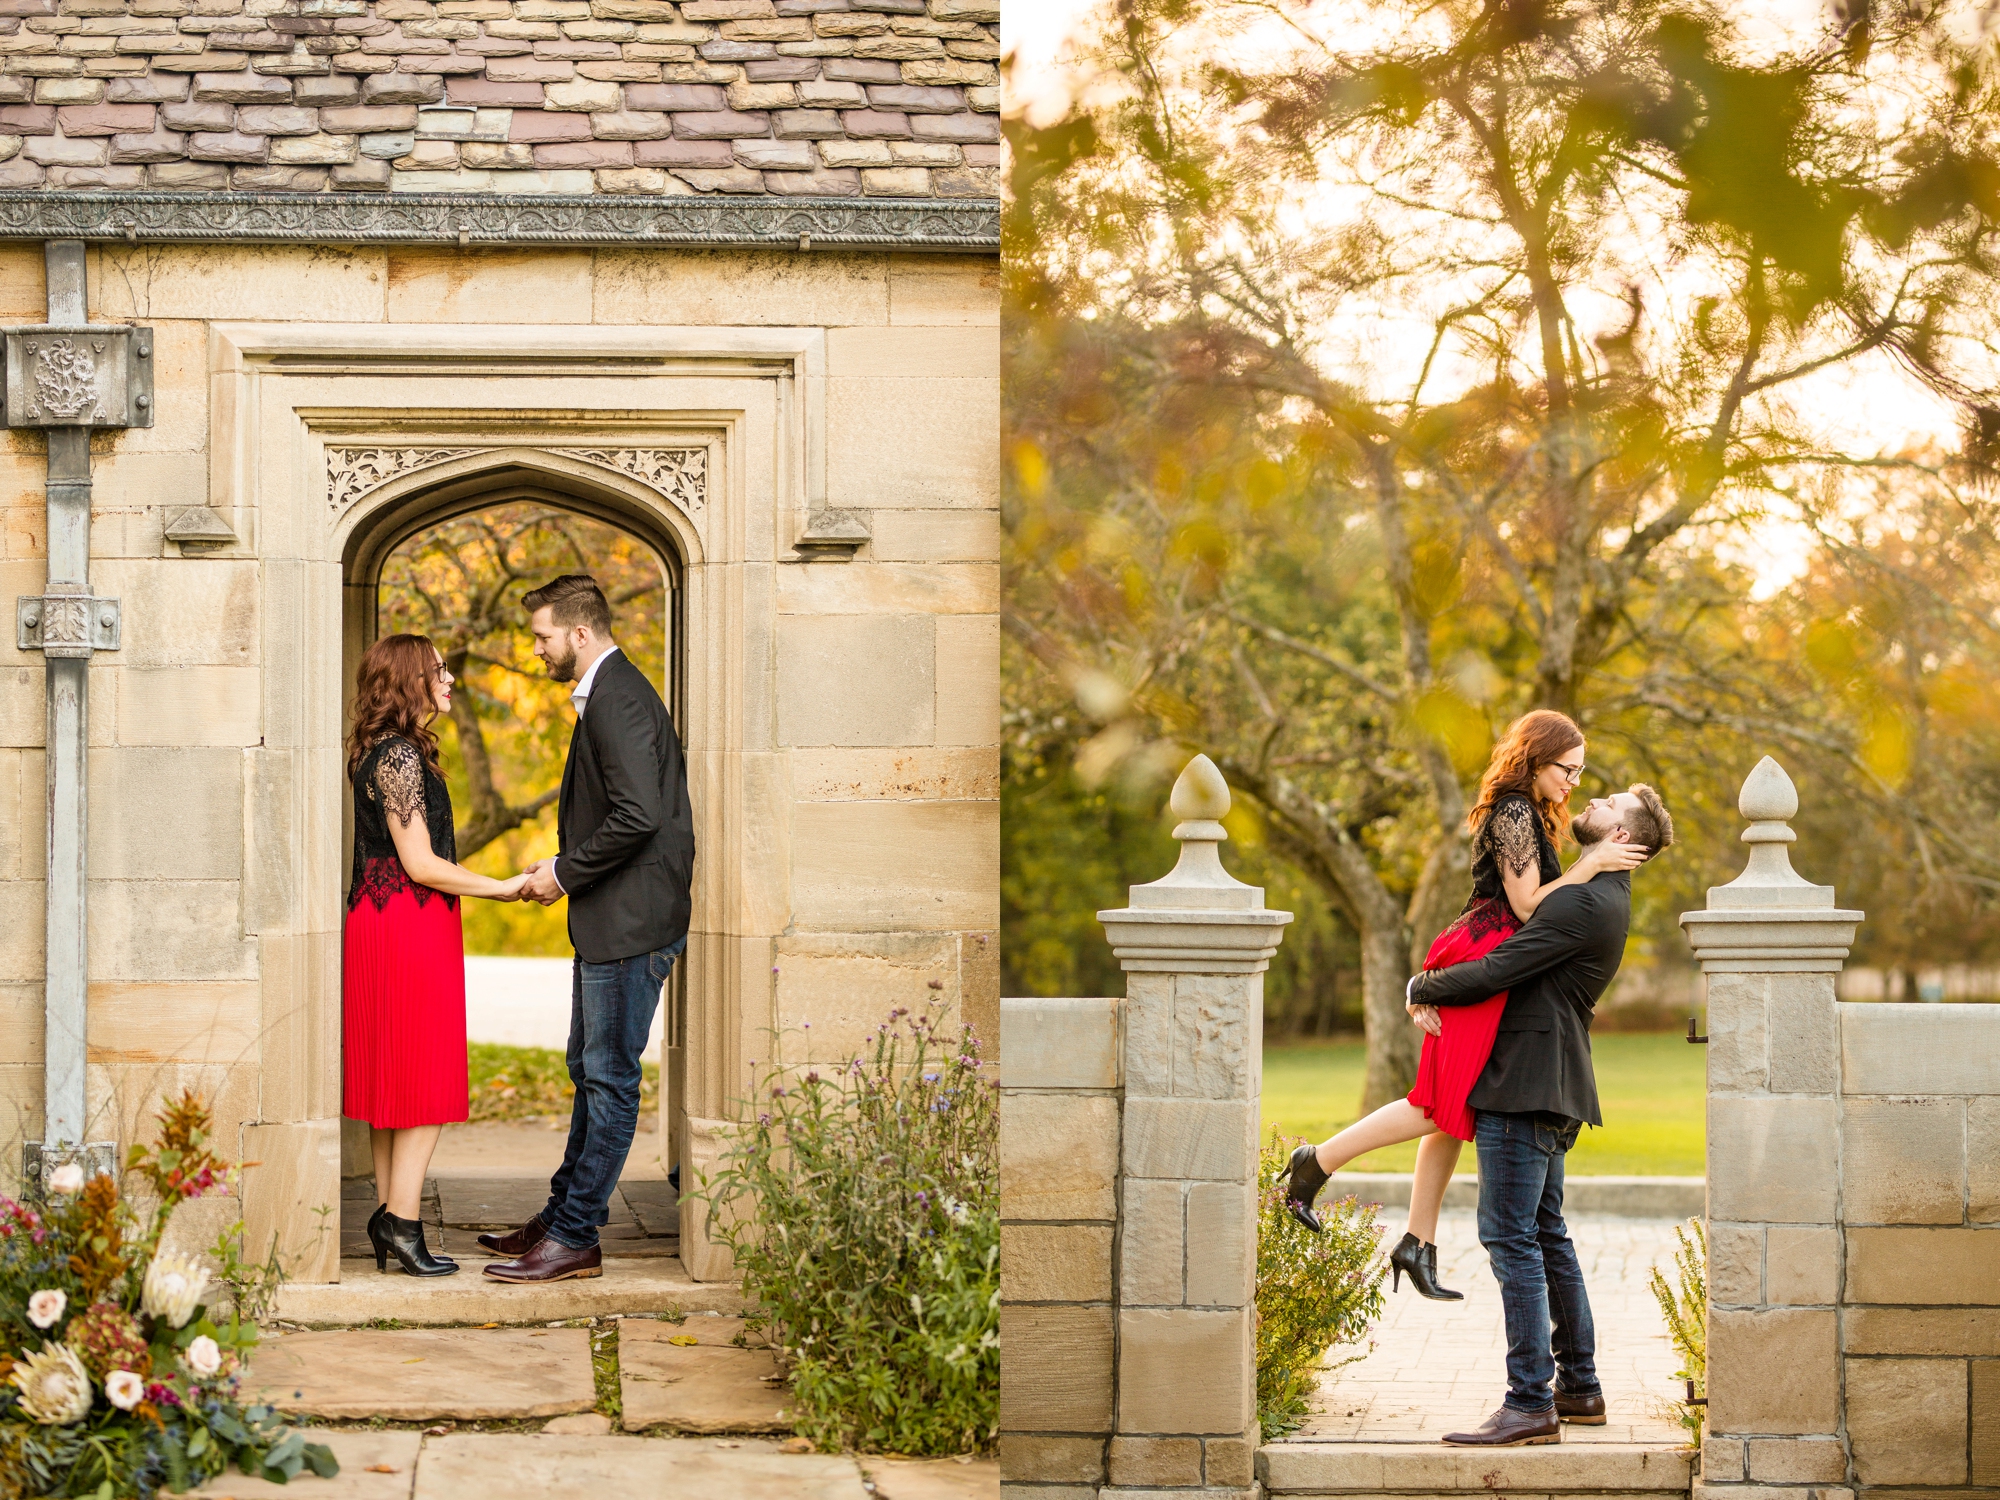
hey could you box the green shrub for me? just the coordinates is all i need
[693,1003,998,1455]
[1649,1217,1706,1441]
[1255,1130,1386,1440]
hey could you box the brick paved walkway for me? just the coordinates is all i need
[1279,1212,1693,1445]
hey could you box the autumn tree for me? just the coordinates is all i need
[1007,0,2000,1107]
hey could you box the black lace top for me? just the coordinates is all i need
[1463,792,1562,915]
[348,736,458,913]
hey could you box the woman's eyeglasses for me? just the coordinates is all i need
[1553,760,1586,784]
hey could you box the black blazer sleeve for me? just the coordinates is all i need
[553,678,664,896]
[1412,887,1593,1007]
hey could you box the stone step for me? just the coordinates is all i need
[1332,1176,1704,1218]
[1259,1442,1695,1496]
[278,1257,745,1327]
[243,1327,596,1421]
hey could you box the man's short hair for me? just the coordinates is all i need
[1623,783,1674,861]
[523,574,612,637]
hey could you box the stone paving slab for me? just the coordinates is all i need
[619,1318,792,1433]
[175,1430,422,1498]
[278,1257,744,1326]
[865,1455,1001,1499]
[413,1433,869,1500]
[243,1328,595,1420]
[621,1178,679,1237]
[1259,1442,1695,1490]
[1281,1213,1690,1446]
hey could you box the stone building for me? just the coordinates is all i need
[0,0,999,1285]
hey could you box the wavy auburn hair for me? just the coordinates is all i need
[1467,708,1584,846]
[346,633,444,782]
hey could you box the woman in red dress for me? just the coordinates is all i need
[345,633,527,1277]
[1278,710,1648,1298]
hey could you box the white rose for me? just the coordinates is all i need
[141,1253,209,1330]
[10,1342,92,1425]
[47,1163,84,1196]
[25,1288,65,1329]
[104,1370,143,1412]
[184,1335,222,1379]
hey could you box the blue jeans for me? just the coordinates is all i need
[541,938,683,1250]
[1474,1110,1600,1412]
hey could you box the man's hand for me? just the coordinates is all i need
[521,859,564,906]
[1406,1002,1441,1037]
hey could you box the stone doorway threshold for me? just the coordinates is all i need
[1260,1212,1695,1496]
[296,1121,741,1326]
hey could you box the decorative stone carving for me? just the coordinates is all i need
[326,448,485,511]
[564,449,706,515]
[325,445,708,514]
[0,192,1000,251]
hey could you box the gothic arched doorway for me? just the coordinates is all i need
[335,454,693,1272]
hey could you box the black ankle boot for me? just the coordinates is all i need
[378,1210,458,1277]
[1278,1144,1331,1232]
[1389,1231,1464,1301]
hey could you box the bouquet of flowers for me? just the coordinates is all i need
[0,1092,338,1497]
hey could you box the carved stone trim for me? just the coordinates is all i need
[326,445,708,513]
[0,191,999,251]
[327,448,484,510]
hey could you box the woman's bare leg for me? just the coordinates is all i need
[384,1124,443,1220]
[1406,1131,1462,1244]
[369,1127,393,1209]
[1312,1099,1439,1174]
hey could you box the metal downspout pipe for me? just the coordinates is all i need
[25,241,115,1183]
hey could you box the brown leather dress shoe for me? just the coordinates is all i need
[1441,1404,1561,1446]
[482,1235,603,1283]
[476,1213,548,1257]
[1555,1388,1606,1424]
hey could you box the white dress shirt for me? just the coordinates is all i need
[570,643,619,718]
[551,645,619,895]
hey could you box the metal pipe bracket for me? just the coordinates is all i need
[18,594,120,658]
[3,324,154,429]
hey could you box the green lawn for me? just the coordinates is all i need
[1261,1033,1705,1176]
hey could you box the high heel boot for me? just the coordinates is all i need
[371,1201,456,1273]
[1388,1231,1464,1301]
[1277,1143,1331,1233]
[378,1210,458,1277]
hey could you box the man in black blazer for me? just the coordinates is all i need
[1408,784,1674,1447]
[480,574,697,1284]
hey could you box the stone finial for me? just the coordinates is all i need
[1099,754,1293,972]
[1126,755,1261,912]
[1170,753,1231,826]
[1680,756,1863,971]
[1707,756,1828,908]
[1738,755,1799,829]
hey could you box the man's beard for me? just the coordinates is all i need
[1571,813,1603,845]
[544,639,579,683]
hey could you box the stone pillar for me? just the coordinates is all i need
[1097,755,1290,1499]
[1682,757,1862,1498]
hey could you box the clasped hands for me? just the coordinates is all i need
[504,859,563,905]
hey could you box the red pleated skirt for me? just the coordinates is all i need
[1405,897,1519,1143]
[342,884,470,1130]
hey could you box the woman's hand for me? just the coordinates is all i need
[1407,1001,1442,1037]
[497,873,530,902]
[1576,837,1648,875]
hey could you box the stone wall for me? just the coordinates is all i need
[999,760,1285,1499]
[1702,1001,2000,1494]
[0,238,999,1280]
[999,994,1121,1495]
[0,0,998,198]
